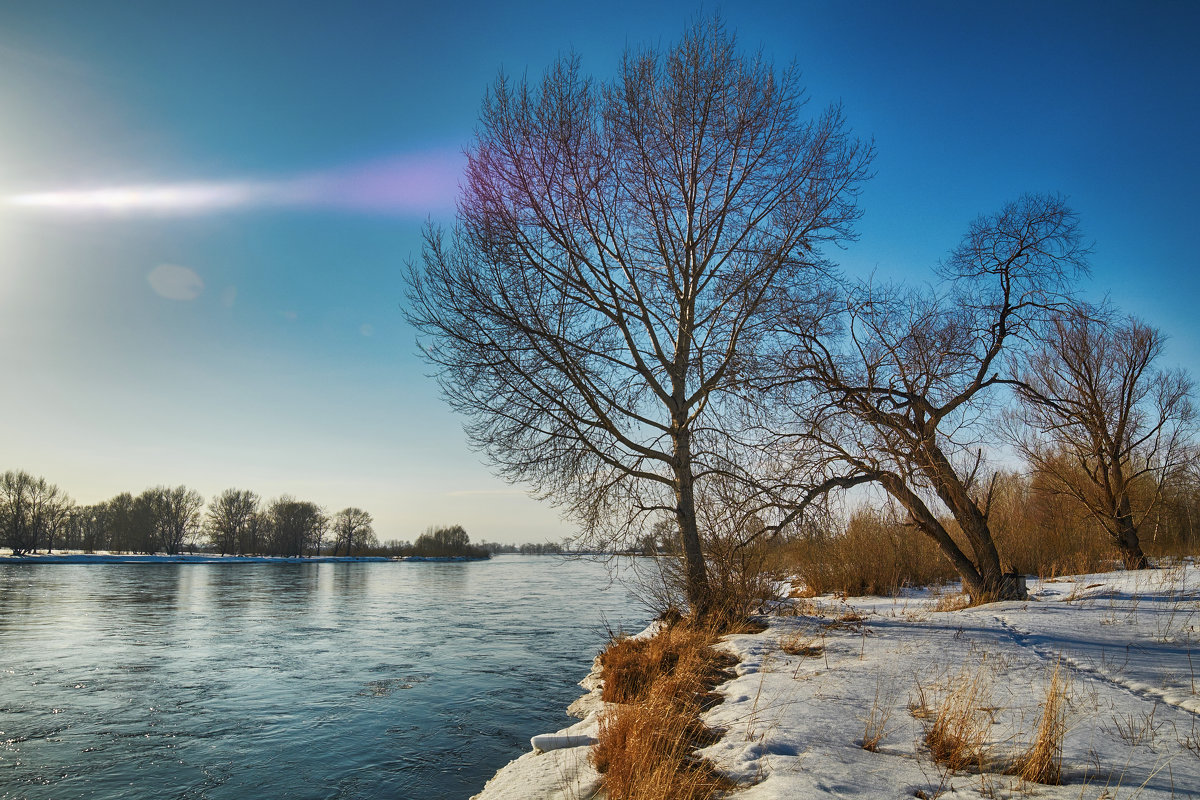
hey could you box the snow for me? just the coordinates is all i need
[474,563,1200,799]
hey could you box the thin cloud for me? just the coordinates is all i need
[147,264,204,301]
[5,150,462,217]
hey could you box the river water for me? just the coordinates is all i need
[0,556,650,799]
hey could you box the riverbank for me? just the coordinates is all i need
[474,561,1200,799]
[0,551,497,564]
[0,552,393,564]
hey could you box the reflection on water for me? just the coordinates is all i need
[0,556,647,800]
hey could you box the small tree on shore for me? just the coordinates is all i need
[143,486,204,555]
[0,470,73,555]
[266,497,327,557]
[207,489,260,556]
[331,507,376,556]
[412,525,485,558]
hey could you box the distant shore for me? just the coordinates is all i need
[0,552,490,565]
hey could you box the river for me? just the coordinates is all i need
[0,556,650,799]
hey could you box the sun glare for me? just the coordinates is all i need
[4,152,461,217]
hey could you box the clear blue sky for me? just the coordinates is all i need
[1,1,1196,543]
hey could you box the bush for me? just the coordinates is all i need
[409,525,489,558]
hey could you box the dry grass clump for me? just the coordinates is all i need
[598,622,737,706]
[1009,660,1069,785]
[861,683,898,752]
[922,662,995,772]
[779,630,824,657]
[913,657,1071,785]
[592,617,741,800]
[592,693,732,800]
[933,592,972,612]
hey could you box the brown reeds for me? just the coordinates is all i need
[776,510,958,598]
[922,662,994,773]
[1009,660,1069,785]
[591,616,741,800]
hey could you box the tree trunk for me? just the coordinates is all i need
[1114,497,1149,570]
[920,446,1026,601]
[880,474,986,598]
[672,426,710,617]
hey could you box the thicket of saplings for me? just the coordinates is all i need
[776,464,1200,599]
[638,466,1200,623]
[0,475,497,560]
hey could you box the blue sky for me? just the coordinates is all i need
[1,1,1196,543]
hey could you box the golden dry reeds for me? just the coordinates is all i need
[1009,660,1069,785]
[922,662,994,773]
[591,616,740,800]
[776,510,958,598]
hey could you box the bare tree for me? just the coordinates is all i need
[1006,304,1196,568]
[762,195,1088,601]
[412,525,484,558]
[142,486,204,555]
[207,489,260,556]
[107,492,151,554]
[0,471,73,555]
[331,507,375,556]
[266,497,327,557]
[406,17,872,614]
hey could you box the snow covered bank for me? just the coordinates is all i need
[474,564,1200,799]
[705,563,1200,798]
[0,552,391,564]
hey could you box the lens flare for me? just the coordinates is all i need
[5,151,461,217]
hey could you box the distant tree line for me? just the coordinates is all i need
[475,540,569,555]
[0,479,384,558]
[0,480,529,562]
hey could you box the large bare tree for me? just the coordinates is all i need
[761,195,1088,601]
[406,18,872,613]
[267,497,327,557]
[1006,304,1196,568]
[144,485,204,555]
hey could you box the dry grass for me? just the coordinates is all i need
[592,616,743,800]
[922,661,995,773]
[913,656,1072,786]
[1009,660,1069,785]
[598,622,737,706]
[592,694,732,800]
[777,510,958,598]
[861,683,897,752]
[779,630,824,658]
[933,592,972,613]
